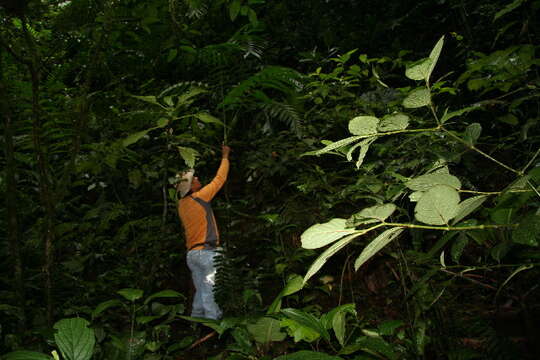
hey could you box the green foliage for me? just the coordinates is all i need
[53,318,95,360]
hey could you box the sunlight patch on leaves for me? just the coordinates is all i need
[406,173,462,191]
[405,58,433,81]
[451,195,488,225]
[346,204,397,227]
[427,36,444,84]
[303,136,363,156]
[177,146,200,168]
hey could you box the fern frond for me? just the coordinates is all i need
[220,66,304,108]
[260,100,304,137]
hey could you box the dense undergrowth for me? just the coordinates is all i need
[1,0,540,359]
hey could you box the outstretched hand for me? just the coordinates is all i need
[222,144,231,159]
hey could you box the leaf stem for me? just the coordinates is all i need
[383,222,516,231]
[458,189,531,195]
[442,128,521,175]
[521,147,540,174]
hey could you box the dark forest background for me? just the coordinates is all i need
[1,0,539,359]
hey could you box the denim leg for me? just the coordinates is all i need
[187,249,222,320]
[186,251,205,318]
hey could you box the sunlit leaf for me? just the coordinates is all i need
[303,136,363,156]
[426,36,444,84]
[451,195,488,225]
[281,309,330,342]
[304,230,374,283]
[414,185,460,225]
[402,87,430,108]
[378,113,410,132]
[348,116,379,135]
[54,318,95,360]
[346,204,396,228]
[301,219,357,249]
[356,138,376,168]
[122,129,153,147]
[177,146,200,168]
[144,289,184,305]
[194,112,224,125]
[354,227,404,270]
[405,58,432,81]
[406,173,462,191]
[268,275,304,314]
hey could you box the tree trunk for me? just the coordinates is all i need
[0,50,26,333]
[21,16,56,327]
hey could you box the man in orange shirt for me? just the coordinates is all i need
[176,145,230,320]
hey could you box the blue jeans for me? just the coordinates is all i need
[186,249,222,320]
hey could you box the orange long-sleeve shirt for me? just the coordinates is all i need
[178,158,229,250]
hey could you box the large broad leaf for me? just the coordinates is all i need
[2,351,52,360]
[53,318,95,360]
[451,195,488,225]
[378,113,410,132]
[346,204,396,228]
[402,87,430,108]
[177,147,200,168]
[144,289,184,305]
[281,309,330,342]
[304,230,374,283]
[426,36,444,84]
[273,350,344,360]
[303,136,363,156]
[354,228,404,270]
[348,116,379,136]
[406,173,462,191]
[281,318,321,342]
[246,317,286,343]
[301,219,357,249]
[267,275,304,314]
[414,185,460,225]
[405,58,433,81]
[512,214,540,246]
[117,288,144,302]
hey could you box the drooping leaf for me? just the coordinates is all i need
[177,146,200,168]
[355,138,376,168]
[402,87,430,108]
[348,116,379,136]
[405,58,433,81]
[194,112,224,125]
[322,304,356,346]
[304,230,374,283]
[53,318,95,360]
[451,195,488,225]
[122,128,154,147]
[117,288,144,302]
[378,113,410,132]
[281,309,330,342]
[144,290,184,305]
[451,233,469,263]
[512,214,540,246]
[414,185,460,225]
[246,317,286,343]
[346,204,396,227]
[301,218,357,249]
[273,351,344,360]
[406,173,462,191]
[267,274,304,314]
[2,351,52,360]
[464,123,482,145]
[354,227,404,270]
[440,105,482,124]
[303,136,363,156]
[426,35,444,84]
[92,299,123,319]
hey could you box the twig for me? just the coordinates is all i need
[187,331,217,350]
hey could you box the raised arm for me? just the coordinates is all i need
[195,145,230,202]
